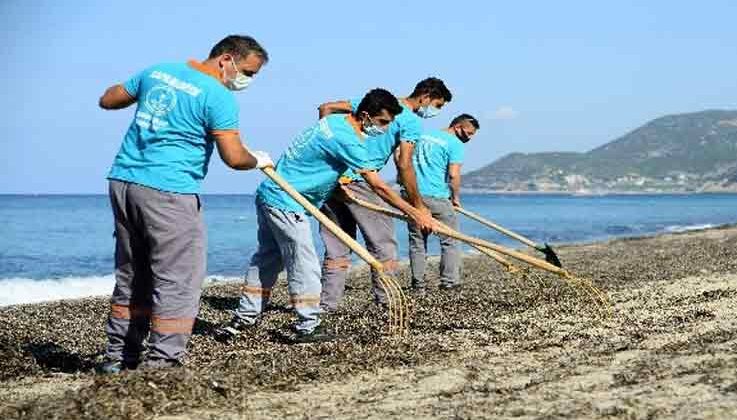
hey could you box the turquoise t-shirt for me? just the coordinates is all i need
[108,62,238,194]
[342,98,422,180]
[257,115,371,213]
[413,129,465,199]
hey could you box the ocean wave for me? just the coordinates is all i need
[0,274,241,307]
[664,223,716,233]
[0,274,116,307]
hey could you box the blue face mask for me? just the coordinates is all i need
[362,116,388,137]
[417,104,441,119]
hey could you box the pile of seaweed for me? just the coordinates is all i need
[2,226,737,419]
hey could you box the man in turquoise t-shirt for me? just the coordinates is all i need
[217,89,434,343]
[316,78,453,311]
[408,114,480,291]
[98,35,273,373]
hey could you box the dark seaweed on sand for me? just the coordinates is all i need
[3,226,737,419]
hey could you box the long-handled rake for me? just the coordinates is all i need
[261,167,409,334]
[335,188,521,275]
[342,190,610,312]
[455,206,563,268]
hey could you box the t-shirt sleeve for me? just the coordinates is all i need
[398,113,422,144]
[206,90,240,131]
[349,98,360,113]
[122,70,145,98]
[449,140,464,164]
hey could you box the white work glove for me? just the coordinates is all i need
[251,150,274,169]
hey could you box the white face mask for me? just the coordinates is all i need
[363,122,387,137]
[223,59,253,91]
[362,115,388,137]
[417,104,441,119]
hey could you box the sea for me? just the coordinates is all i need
[1,193,736,306]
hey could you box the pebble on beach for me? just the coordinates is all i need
[2,226,737,419]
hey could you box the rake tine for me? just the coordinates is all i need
[566,274,613,315]
[379,270,397,332]
[375,274,393,332]
[381,273,408,333]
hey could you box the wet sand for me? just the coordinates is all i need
[2,226,737,419]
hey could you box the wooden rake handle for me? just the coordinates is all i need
[260,167,384,273]
[343,190,569,277]
[337,188,516,268]
[454,206,539,249]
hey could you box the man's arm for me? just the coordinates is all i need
[99,84,136,110]
[212,131,272,170]
[448,163,462,207]
[317,100,352,118]
[360,171,434,232]
[395,141,427,210]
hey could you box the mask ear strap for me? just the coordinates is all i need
[230,56,241,74]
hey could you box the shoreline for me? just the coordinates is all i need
[6,190,737,196]
[2,221,733,308]
[4,224,737,418]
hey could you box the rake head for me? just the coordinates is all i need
[376,272,409,335]
[536,243,563,268]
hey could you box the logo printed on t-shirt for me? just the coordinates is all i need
[135,84,177,132]
[145,85,177,116]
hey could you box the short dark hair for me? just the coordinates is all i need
[355,88,403,118]
[209,35,269,63]
[409,77,452,102]
[450,114,480,129]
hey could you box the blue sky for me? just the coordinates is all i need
[2,0,736,193]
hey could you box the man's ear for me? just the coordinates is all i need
[217,54,233,69]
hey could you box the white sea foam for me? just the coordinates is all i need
[0,274,241,307]
[0,275,116,306]
[664,223,716,233]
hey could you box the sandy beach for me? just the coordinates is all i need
[2,226,737,419]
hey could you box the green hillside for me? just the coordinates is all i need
[463,110,737,192]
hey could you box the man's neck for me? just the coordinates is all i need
[346,114,364,137]
[193,58,223,82]
[402,97,420,112]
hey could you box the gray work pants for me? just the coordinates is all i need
[408,196,461,288]
[319,181,398,311]
[105,180,206,363]
[234,201,322,333]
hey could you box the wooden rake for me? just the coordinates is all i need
[454,206,563,268]
[342,190,611,312]
[261,167,409,334]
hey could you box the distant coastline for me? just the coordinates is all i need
[462,110,737,195]
[459,188,737,196]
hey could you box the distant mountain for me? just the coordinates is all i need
[463,110,737,193]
